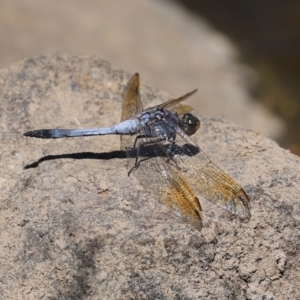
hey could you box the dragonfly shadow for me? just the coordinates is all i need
[177,143,200,157]
[127,142,199,159]
[24,150,127,169]
[24,143,199,169]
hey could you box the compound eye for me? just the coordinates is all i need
[179,113,200,136]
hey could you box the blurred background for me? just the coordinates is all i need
[0,0,299,155]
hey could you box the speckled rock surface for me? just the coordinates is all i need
[0,53,299,299]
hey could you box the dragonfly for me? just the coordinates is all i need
[24,73,250,230]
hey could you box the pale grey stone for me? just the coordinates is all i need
[0,53,298,299]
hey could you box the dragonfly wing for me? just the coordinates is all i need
[170,104,195,116]
[147,89,197,111]
[120,76,202,229]
[167,128,250,219]
[120,73,143,151]
[126,133,203,230]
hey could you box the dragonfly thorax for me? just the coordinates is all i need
[138,107,179,140]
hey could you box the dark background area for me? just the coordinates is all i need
[178,0,300,155]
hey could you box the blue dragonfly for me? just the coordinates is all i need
[24,74,250,230]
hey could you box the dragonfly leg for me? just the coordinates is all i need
[164,135,187,171]
[128,133,181,176]
[128,136,167,176]
[128,135,155,176]
[128,156,151,176]
[133,134,148,148]
[127,142,155,176]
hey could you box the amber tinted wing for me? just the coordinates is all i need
[120,75,202,229]
[170,103,196,116]
[155,91,249,218]
[147,89,197,112]
[120,73,143,151]
[121,76,197,121]
[126,133,203,230]
[168,128,250,219]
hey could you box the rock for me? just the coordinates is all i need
[0,53,299,299]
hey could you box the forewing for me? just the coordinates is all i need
[126,133,203,230]
[168,128,250,219]
[120,73,143,151]
[170,104,195,116]
[148,89,197,111]
[146,89,198,120]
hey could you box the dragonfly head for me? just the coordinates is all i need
[179,113,200,136]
